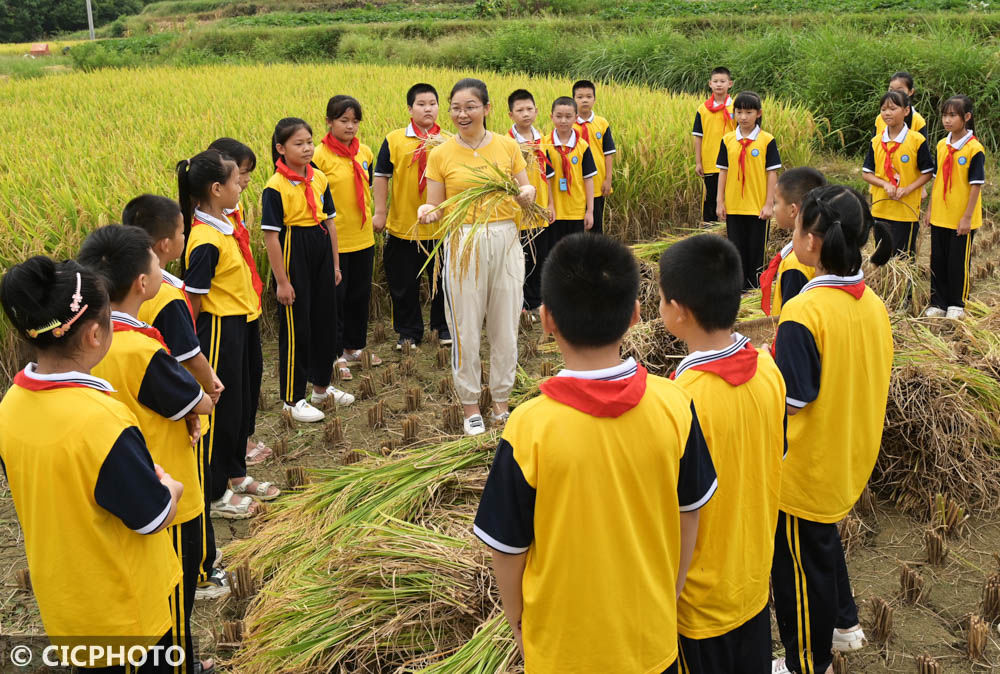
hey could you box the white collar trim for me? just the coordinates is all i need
[511,125,541,143]
[735,125,761,142]
[557,357,637,381]
[193,208,234,235]
[947,130,974,150]
[675,333,750,378]
[111,310,150,328]
[551,129,578,148]
[577,112,595,124]
[22,362,115,392]
[780,241,795,259]
[802,270,865,293]
[881,124,909,144]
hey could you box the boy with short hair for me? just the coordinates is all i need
[373,82,451,350]
[658,234,787,674]
[508,88,556,316]
[692,67,736,223]
[572,80,616,235]
[547,96,597,248]
[474,232,717,673]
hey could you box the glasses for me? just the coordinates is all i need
[449,105,483,115]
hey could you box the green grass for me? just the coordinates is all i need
[0,55,75,79]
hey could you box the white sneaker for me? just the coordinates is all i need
[463,414,486,436]
[946,306,966,319]
[284,399,324,423]
[832,625,867,652]
[923,306,946,317]
[312,385,356,407]
[491,410,510,426]
[772,658,790,674]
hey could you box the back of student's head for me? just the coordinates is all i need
[175,148,236,248]
[551,96,577,113]
[78,225,154,304]
[122,194,182,242]
[941,94,975,132]
[572,79,596,96]
[407,82,438,107]
[799,184,892,275]
[270,117,313,167]
[508,88,534,111]
[658,234,741,332]
[1,256,109,354]
[777,167,827,207]
[208,137,257,172]
[542,233,639,347]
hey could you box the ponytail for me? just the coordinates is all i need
[175,149,235,272]
[800,185,885,275]
[271,117,312,167]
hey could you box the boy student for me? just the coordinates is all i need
[572,80,616,235]
[374,83,451,351]
[547,96,597,247]
[508,88,556,316]
[659,234,786,674]
[474,233,717,673]
[79,225,216,674]
[692,67,736,223]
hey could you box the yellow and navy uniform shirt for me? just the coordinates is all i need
[775,272,893,523]
[863,125,935,222]
[260,168,336,231]
[0,364,180,643]
[574,112,616,191]
[374,123,440,241]
[426,134,527,225]
[716,125,782,216]
[692,97,736,175]
[673,335,786,640]
[226,201,264,322]
[93,311,206,525]
[137,270,201,363]
[184,209,258,318]
[314,140,375,252]
[545,129,598,221]
[510,125,555,230]
[930,130,986,230]
[474,358,717,673]
[874,108,926,139]
[773,242,815,316]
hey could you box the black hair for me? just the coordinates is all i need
[175,148,237,270]
[710,66,732,79]
[407,82,438,107]
[572,79,596,96]
[122,194,182,243]
[1,256,109,354]
[449,78,490,131]
[542,233,639,347]
[77,225,156,304]
[270,117,313,167]
[507,88,535,111]
[799,184,892,275]
[326,94,363,122]
[879,90,910,111]
[551,96,577,113]
[777,167,827,207]
[208,137,257,172]
[658,234,742,332]
[941,94,974,133]
[889,71,915,92]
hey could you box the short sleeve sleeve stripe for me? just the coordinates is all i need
[969,150,986,184]
[137,349,205,421]
[184,244,218,294]
[716,140,729,170]
[474,438,535,553]
[678,403,718,511]
[775,320,822,408]
[374,138,393,177]
[260,186,285,232]
[94,426,172,534]
[692,111,704,137]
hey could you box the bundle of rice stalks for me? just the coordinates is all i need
[637,259,661,321]
[510,365,544,406]
[864,255,929,315]
[630,223,725,262]
[404,613,518,673]
[620,320,685,376]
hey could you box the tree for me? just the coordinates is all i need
[0,0,147,42]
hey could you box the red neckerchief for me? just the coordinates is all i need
[759,252,783,316]
[112,319,171,354]
[576,116,591,147]
[274,159,321,223]
[409,121,441,194]
[227,206,263,308]
[550,130,576,190]
[737,137,754,196]
[509,128,551,181]
[881,138,902,188]
[705,95,733,123]
[940,135,973,204]
[540,365,648,418]
[13,370,109,394]
[671,340,758,387]
[807,279,867,299]
[321,133,368,228]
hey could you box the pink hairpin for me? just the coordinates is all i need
[69,272,83,312]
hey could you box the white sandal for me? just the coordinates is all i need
[231,476,280,501]
[335,358,353,381]
[210,488,257,520]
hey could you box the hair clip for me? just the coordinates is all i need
[69,271,83,313]
[25,272,89,339]
[26,319,60,339]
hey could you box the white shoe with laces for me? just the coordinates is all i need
[832,625,866,652]
[946,305,966,319]
[284,399,325,423]
[463,414,486,436]
[923,306,946,318]
[312,385,356,407]
[771,658,790,674]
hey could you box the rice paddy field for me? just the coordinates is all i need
[0,61,999,673]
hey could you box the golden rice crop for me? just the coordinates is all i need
[0,40,83,56]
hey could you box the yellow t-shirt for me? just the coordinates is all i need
[260,169,336,231]
[0,366,179,644]
[574,112,616,191]
[773,243,815,316]
[775,274,893,523]
[374,124,441,240]
[693,98,736,175]
[717,125,782,216]
[862,125,934,222]
[184,210,258,318]
[137,271,202,363]
[225,202,263,322]
[425,133,527,225]
[674,337,786,639]
[930,131,986,230]
[544,129,599,221]
[874,109,926,138]
[509,126,554,230]
[314,139,375,253]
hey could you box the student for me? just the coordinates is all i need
[314,95,383,378]
[716,91,782,291]
[547,96,597,247]
[760,168,827,315]
[659,234,785,674]
[873,71,927,139]
[923,95,984,320]
[771,186,894,674]
[80,224,216,674]
[474,233,716,673]
[572,79,616,235]
[692,67,736,223]
[207,138,271,468]
[862,90,934,259]
[262,117,354,422]
[508,88,556,317]
[0,256,183,667]
[418,78,535,436]
[374,83,451,351]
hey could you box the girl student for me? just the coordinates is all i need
[207,137,272,467]
[0,257,183,666]
[418,78,536,436]
[716,90,782,291]
[873,71,927,139]
[770,186,894,674]
[313,95,383,379]
[261,117,355,423]
[923,95,985,320]
[862,90,935,259]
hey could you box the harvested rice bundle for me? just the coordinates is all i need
[510,365,544,406]
[630,223,725,261]
[864,255,929,315]
[637,259,661,321]
[620,319,685,376]
[406,613,519,673]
